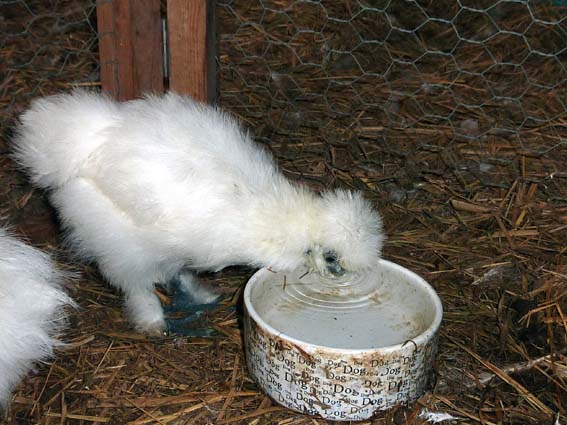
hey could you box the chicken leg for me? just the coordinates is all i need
[163,270,222,337]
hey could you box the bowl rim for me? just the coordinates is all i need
[244,258,443,354]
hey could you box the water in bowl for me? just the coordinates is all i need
[249,264,437,350]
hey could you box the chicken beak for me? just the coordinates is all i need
[327,262,346,277]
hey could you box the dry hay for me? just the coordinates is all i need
[1,0,566,424]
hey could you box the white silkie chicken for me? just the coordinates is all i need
[0,228,73,410]
[13,90,384,336]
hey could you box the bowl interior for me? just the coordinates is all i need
[246,260,442,350]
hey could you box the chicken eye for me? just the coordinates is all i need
[324,251,338,264]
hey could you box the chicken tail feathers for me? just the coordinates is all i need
[12,89,120,189]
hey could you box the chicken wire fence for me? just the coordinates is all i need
[217,1,567,197]
[0,0,98,134]
[2,1,567,146]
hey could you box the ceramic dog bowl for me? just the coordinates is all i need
[243,259,443,421]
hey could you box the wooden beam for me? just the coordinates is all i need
[96,0,117,96]
[96,0,164,101]
[166,0,217,103]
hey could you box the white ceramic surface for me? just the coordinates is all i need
[243,259,443,421]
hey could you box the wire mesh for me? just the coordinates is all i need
[0,0,98,144]
[217,0,567,200]
[2,1,566,171]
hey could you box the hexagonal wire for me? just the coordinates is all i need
[0,0,99,139]
[2,0,566,175]
[218,0,567,171]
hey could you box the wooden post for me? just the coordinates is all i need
[96,0,164,101]
[167,0,217,103]
[96,0,117,96]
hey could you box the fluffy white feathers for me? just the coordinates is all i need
[0,228,73,409]
[13,90,121,189]
[13,90,384,334]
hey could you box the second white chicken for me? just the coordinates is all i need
[0,228,73,409]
